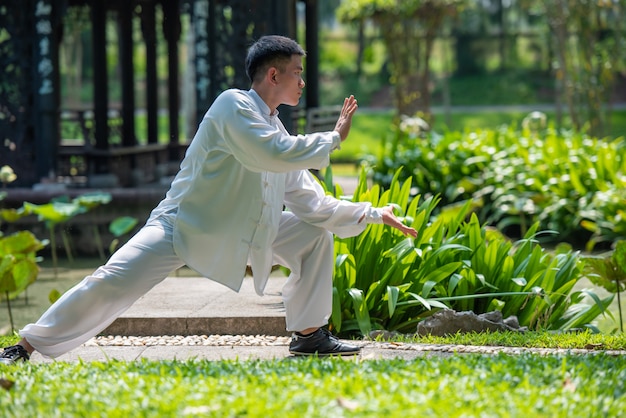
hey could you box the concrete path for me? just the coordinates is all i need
[30,343,446,363]
[26,275,626,363]
[27,275,446,363]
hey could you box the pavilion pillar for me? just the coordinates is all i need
[271,0,298,133]
[192,0,211,127]
[141,1,158,144]
[304,0,319,109]
[91,0,109,155]
[32,0,61,181]
[118,0,137,147]
[162,0,181,147]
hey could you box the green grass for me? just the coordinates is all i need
[1,354,625,417]
[400,330,626,351]
[331,110,395,163]
[432,72,554,106]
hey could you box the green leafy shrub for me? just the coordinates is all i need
[364,121,490,207]
[329,168,612,336]
[23,199,87,268]
[579,188,626,250]
[22,191,112,270]
[108,216,139,253]
[583,240,626,331]
[366,120,626,247]
[483,128,626,246]
[0,168,46,331]
[0,231,45,332]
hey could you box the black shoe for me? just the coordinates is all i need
[289,328,361,356]
[0,345,30,365]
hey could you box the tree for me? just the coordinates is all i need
[338,0,463,118]
[526,0,625,136]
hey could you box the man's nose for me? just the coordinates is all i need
[299,78,305,88]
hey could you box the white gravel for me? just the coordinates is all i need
[84,335,626,356]
[86,335,292,347]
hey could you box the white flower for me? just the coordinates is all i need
[399,115,430,137]
[522,111,547,131]
[0,165,16,184]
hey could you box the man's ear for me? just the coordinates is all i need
[267,67,279,85]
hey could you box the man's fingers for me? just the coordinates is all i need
[404,227,418,238]
[341,96,358,116]
[382,205,417,237]
[398,223,417,237]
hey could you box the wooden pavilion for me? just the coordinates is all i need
[0,0,322,188]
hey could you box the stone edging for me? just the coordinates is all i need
[369,341,626,356]
[86,335,626,356]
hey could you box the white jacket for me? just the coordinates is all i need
[147,89,381,295]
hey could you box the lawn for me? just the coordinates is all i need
[1,354,625,417]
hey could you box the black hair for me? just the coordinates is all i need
[245,35,306,83]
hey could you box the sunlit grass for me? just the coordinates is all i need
[1,354,625,417]
[394,330,626,351]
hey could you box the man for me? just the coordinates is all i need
[1,35,416,364]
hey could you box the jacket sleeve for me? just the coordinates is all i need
[210,90,341,173]
[283,169,384,239]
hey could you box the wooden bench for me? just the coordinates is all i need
[306,105,342,133]
[58,109,185,187]
[290,106,342,134]
[60,108,124,148]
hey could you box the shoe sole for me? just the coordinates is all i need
[289,349,361,357]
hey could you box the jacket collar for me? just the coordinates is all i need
[248,89,279,122]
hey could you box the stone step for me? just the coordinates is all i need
[103,276,289,337]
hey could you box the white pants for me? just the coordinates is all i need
[20,212,334,358]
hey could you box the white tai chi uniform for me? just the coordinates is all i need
[20,89,383,358]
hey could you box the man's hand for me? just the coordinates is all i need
[382,205,418,238]
[333,95,358,141]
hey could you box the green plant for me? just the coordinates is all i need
[366,120,626,246]
[23,191,112,273]
[0,231,45,332]
[73,191,113,259]
[485,127,626,244]
[580,188,626,250]
[108,216,138,253]
[329,167,612,336]
[23,200,85,274]
[583,240,626,332]
[364,119,490,207]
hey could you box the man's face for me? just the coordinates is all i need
[275,54,305,107]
